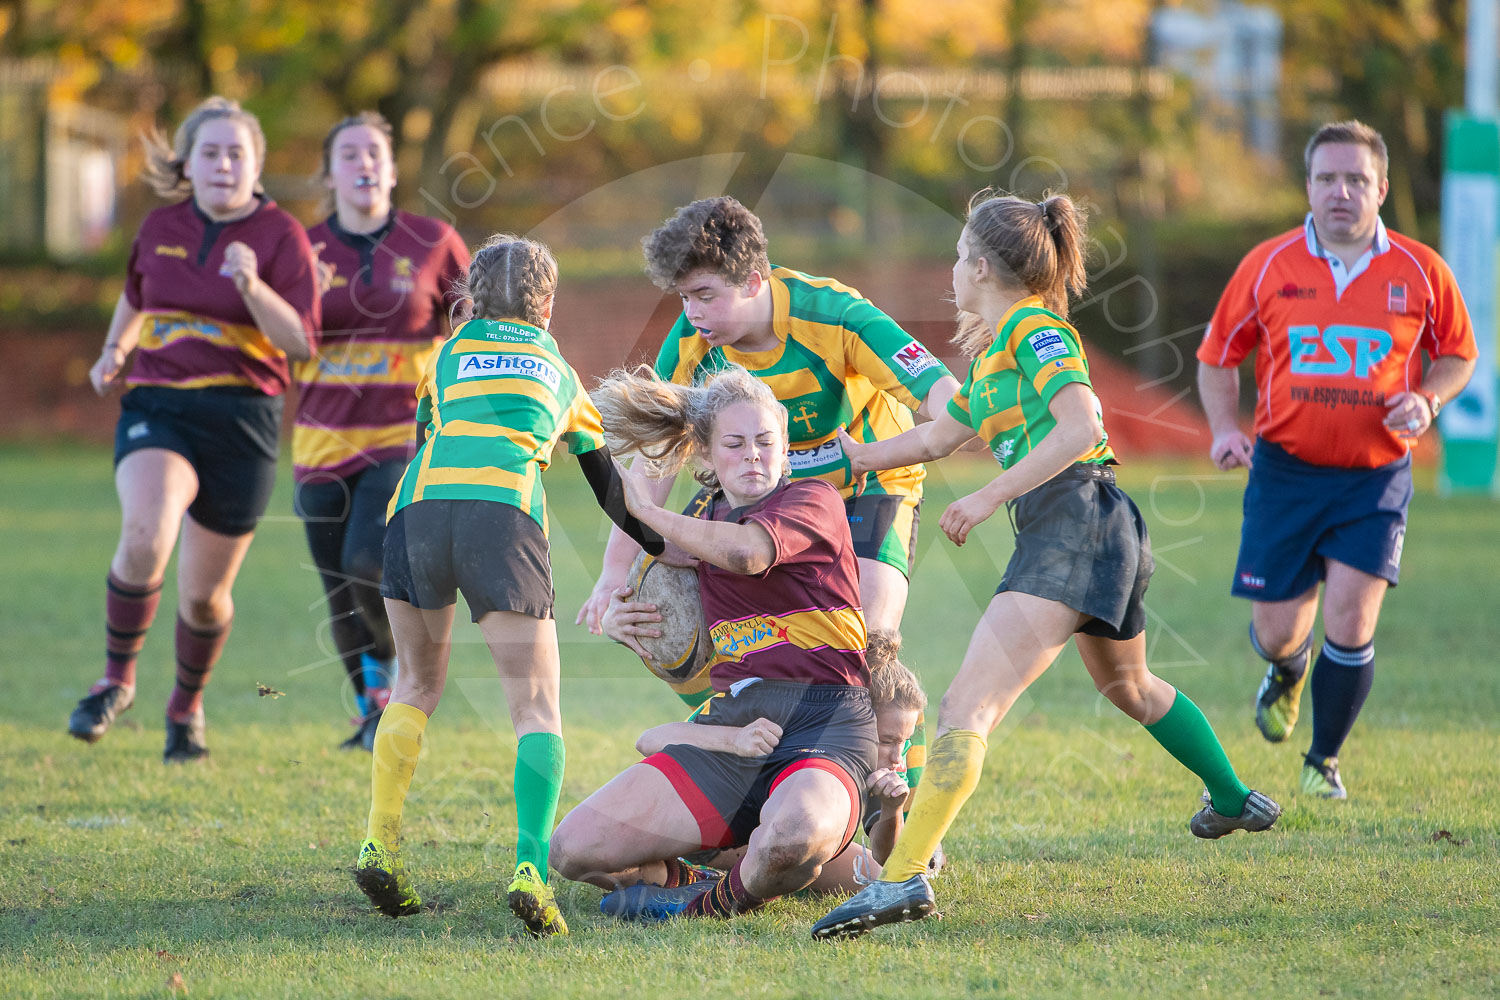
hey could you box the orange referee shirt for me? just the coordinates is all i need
[1198,215,1476,468]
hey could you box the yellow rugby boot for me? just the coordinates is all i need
[507,862,568,937]
[354,837,422,917]
[1251,628,1311,743]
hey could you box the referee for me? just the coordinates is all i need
[1197,121,1477,799]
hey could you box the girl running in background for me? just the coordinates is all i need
[353,235,661,937]
[813,190,1281,940]
[297,112,469,750]
[70,96,320,763]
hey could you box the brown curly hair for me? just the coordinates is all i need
[453,234,557,328]
[641,197,772,290]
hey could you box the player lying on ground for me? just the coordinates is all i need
[624,629,938,892]
[295,111,470,751]
[550,366,880,921]
[70,96,320,762]
[353,235,662,937]
[812,190,1281,941]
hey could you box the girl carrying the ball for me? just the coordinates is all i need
[295,112,470,750]
[69,96,320,762]
[353,235,660,936]
[549,366,880,921]
[812,191,1282,940]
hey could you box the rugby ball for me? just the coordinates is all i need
[626,550,712,686]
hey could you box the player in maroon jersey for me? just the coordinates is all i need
[69,96,321,762]
[549,366,879,921]
[296,112,470,750]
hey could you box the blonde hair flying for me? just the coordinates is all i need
[140,96,267,201]
[592,365,790,490]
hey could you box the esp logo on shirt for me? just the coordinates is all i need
[455,353,561,390]
[891,343,940,378]
[1287,325,1392,378]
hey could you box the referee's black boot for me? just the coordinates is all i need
[68,685,134,743]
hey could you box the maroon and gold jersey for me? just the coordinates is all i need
[294,211,470,482]
[124,198,320,395]
[698,478,868,691]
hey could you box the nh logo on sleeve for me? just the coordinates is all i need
[1287,325,1392,378]
[891,343,940,378]
[455,353,562,390]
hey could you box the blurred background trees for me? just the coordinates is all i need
[0,0,1471,374]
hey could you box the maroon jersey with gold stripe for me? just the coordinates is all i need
[293,211,470,482]
[699,478,868,691]
[124,198,320,395]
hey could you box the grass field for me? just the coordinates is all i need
[2,444,1497,999]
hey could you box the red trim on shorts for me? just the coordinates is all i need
[768,757,862,855]
[642,752,734,850]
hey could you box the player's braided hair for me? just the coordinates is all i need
[593,364,790,490]
[141,96,267,201]
[642,197,772,290]
[955,188,1088,356]
[455,234,558,328]
[866,629,926,712]
[317,110,394,217]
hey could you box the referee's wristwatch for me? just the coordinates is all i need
[1419,390,1442,419]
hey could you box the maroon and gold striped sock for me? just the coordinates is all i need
[660,857,694,889]
[685,859,772,918]
[166,615,231,721]
[98,573,163,692]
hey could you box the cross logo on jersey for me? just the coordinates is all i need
[791,403,818,435]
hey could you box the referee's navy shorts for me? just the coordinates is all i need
[643,680,877,852]
[1231,438,1412,602]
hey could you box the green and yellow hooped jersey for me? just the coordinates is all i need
[654,266,953,500]
[948,296,1114,470]
[387,317,605,532]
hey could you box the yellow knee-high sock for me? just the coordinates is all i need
[880,729,987,882]
[366,702,428,847]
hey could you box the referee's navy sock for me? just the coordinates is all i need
[1307,638,1374,760]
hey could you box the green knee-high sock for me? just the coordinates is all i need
[514,731,566,879]
[1144,689,1251,816]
